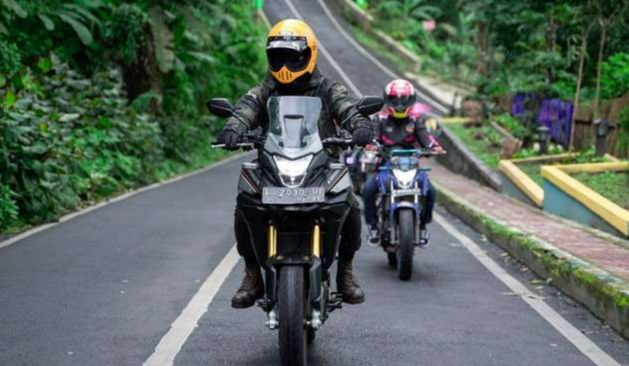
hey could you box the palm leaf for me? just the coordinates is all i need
[55,12,93,45]
[63,4,101,26]
[1,0,27,18]
[187,51,216,65]
[149,7,175,73]
[38,14,55,31]
[0,20,8,34]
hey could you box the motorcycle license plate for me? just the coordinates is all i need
[262,187,325,205]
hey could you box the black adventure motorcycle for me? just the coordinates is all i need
[208,95,383,366]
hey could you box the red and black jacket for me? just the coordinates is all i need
[372,110,438,149]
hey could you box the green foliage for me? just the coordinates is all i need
[102,4,148,64]
[494,113,530,141]
[572,171,629,210]
[0,0,267,232]
[615,106,629,159]
[0,184,19,229]
[0,39,22,76]
[600,53,629,100]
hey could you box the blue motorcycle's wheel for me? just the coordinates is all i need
[387,252,398,267]
[397,209,415,281]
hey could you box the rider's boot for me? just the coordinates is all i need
[336,260,365,304]
[368,223,380,244]
[231,261,264,309]
[418,223,430,248]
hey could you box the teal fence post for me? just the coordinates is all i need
[254,0,264,10]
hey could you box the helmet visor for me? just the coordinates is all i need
[267,37,310,72]
[267,47,312,72]
[387,94,415,113]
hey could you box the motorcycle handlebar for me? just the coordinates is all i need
[211,142,256,149]
[322,137,354,148]
[369,140,443,158]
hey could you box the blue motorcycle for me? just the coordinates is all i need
[374,147,433,281]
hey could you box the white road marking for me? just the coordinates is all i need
[143,245,240,366]
[283,0,363,98]
[0,152,252,251]
[314,0,450,113]
[435,213,621,366]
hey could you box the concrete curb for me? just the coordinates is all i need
[436,124,503,191]
[542,163,629,238]
[434,181,629,339]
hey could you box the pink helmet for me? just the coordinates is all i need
[384,79,416,119]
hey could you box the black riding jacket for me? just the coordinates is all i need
[223,69,371,140]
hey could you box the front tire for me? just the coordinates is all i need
[397,209,415,281]
[279,266,308,366]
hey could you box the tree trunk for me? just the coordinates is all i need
[546,15,557,85]
[121,24,162,114]
[571,26,590,151]
[593,22,607,120]
[476,22,487,77]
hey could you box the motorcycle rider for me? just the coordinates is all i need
[217,19,373,308]
[362,79,444,247]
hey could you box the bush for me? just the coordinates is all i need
[494,113,531,141]
[0,39,22,76]
[600,53,629,100]
[616,106,629,159]
[0,1,267,232]
[0,185,18,229]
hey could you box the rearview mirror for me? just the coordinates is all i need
[206,98,234,118]
[356,96,384,117]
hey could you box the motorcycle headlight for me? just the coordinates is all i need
[393,169,416,189]
[274,154,313,188]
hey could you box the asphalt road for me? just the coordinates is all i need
[0,1,628,365]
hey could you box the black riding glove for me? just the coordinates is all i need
[352,127,374,147]
[218,130,240,149]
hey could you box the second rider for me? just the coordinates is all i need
[363,79,445,247]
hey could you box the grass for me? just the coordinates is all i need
[572,171,629,210]
[515,152,613,189]
[518,163,545,187]
[446,123,503,168]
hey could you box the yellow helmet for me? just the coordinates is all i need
[266,19,318,84]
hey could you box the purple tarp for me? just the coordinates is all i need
[537,99,574,147]
[510,94,574,147]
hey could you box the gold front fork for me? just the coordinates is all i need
[311,224,321,258]
[268,224,277,258]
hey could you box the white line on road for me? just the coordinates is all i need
[314,0,450,113]
[435,213,621,366]
[143,245,240,366]
[0,152,252,251]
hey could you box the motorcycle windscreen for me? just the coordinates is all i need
[265,96,324,159]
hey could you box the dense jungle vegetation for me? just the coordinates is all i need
[369,0,629,101]
[0,0,267,232]
[364,0,629,155]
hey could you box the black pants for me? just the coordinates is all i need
[363,175,435,229]
[234,197,362,264]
